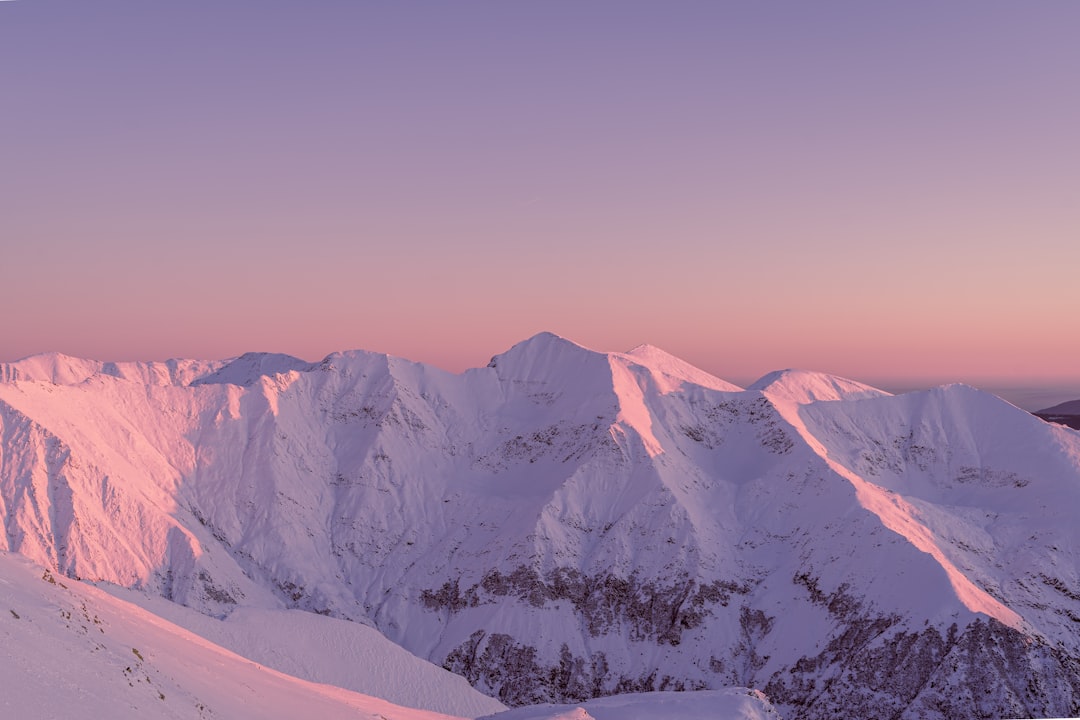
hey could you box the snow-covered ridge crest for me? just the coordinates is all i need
[0,333,739,394]
[749,368,890,405]
[620,343,743,394]
[190,351,316,387]
[2,333,1079,720]
[0,351,227,387]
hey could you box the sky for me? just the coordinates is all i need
[2,1,1079,390]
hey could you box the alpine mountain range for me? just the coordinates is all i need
[2,332,1078,720]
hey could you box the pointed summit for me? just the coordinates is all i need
[622,344,742,393]
[190,352,314,387]
[485,332,601,378]
[487,332,583,361]
[749,368,890,404]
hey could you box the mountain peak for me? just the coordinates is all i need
[0,351,105,386]
[488,332,582,360]
[621,344,742,393]
[486,332,598,374]
[749,368,890,404]
[190,352,314,387]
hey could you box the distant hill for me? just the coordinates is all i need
[1035,399,1080,430]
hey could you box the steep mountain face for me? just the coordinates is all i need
[2,333,1079,720]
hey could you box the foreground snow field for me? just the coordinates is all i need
[478,688,780,720]
[0,551,469,720]
[2,333,1079,719]
[97,583,506,717]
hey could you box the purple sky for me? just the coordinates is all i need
[2,1,1079,388]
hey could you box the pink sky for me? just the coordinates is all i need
[2,2,1078,387]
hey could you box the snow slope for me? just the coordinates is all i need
[2,333,1079,720]
[97,584,506,718]
[478,689,779,720]
[0,550,468,720]
[1,544,774,720]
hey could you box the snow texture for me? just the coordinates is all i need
[478,688,779,720]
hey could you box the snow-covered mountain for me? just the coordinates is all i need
[2,332,1079,720]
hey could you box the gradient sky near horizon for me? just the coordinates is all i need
[2,1,1079,386]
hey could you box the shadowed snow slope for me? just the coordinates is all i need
[97,583,507,717]
[2,332,1080,720]
[189,352,315,387]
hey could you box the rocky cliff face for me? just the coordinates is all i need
[2,333,1079,719]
